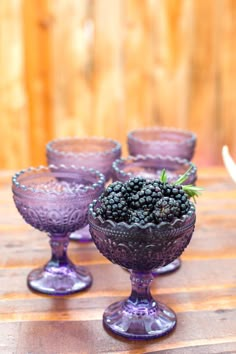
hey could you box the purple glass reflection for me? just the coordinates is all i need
[46,137,121,242]
[88,200,196,340]
[113,154,197,184]
[12,165,105,296]
[128,127,196,160]
[112,154,197,275]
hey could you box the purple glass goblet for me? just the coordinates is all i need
[128,127,196,161]
[12,165,105,296]
[112,154,197,184]
[112,154,197,275]
[46,137,121,242]
[88,200,196,340]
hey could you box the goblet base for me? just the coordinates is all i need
[27,265,92,296]
[69,225,92,242]
[152,258,181,276]
[103,299,176,340]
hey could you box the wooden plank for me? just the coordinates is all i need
[150,0,193,128]
[2,2,236,168]
[0,0,30,169]
[0,313,235,353]
[0,259,235,299]
[187,0,220,166]
[218,0,236,160]
[123,0,153,150]
[1,286,235,321]
[154,342,236,354]
[93,0,125,147]
[22,0,54,166]
[48,0,93,137]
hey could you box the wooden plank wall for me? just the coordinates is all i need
[0,0,236,170]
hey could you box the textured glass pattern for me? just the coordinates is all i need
[113,155,197,184]
[128,127,196,160]
[112,154,197,275]
[47,137,121,181]
[12,165,105,295]
[46,137,121,241]
[88,201,196,339]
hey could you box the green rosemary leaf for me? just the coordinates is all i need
[182,185,203,200]
[160,169,168,183]
[174,166,193,185]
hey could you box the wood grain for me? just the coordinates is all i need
[0,0,30,169]
[1,167,236,353]
[22,0,54,167]
[1,1,236,169]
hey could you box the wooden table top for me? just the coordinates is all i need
[0,167,236,354]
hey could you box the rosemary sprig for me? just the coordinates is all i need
[174,166,192,185]
[160,169,168,183]
[159,166,203,202]
[182,184,203,202]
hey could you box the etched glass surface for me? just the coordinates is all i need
[88,201,196,339]
[12,165,105,295]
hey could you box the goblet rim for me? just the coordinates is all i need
[112,154,197,181]
[46,136,121,158]
[12,164,105,196]
[88,199,196,232]
[128,126,196,146]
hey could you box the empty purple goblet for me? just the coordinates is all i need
[46,137,121,242]
[128,127,196,160]
[12,165,105,295]
[112,154,197,275]
[88,200,196,340]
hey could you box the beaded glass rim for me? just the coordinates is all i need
[128,127,196,146]
[12,164,105,195]
[88,199,196,231]
[46,136,121,158]
[112,154,197,179]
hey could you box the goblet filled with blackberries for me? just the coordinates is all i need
[96,171,197,226]
[88,172,200,340]
[112,154,197,274]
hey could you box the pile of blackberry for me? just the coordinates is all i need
[95,176,192,225]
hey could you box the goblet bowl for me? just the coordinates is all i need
[112,154,197,275]
[113,154,197,184]
[128,127,196,161]
[46,137,121,241]
[88,200,196,340]
[12,165,105,295]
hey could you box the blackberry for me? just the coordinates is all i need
[177,196,191,216]
[129,183,163,210]
[98,192,129,222]
[128,209,154,225]
[123,177,146,201]
[96,181,129,222]
[158,182,191,215]
[95,168,201,225]
[125,177,146,191]
[103,180,126,196]
[153,197,181,223]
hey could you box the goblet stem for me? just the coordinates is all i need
[103,270,176,339]
[27,233,92,295]
[47,233,72,269]
[128,271,154,306]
